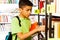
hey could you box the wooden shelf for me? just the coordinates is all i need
[0,22,11,24]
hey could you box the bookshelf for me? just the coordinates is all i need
[0,1,19,40]
[0,0,19,4]
[0,0,39,40]
[0,0,60,40]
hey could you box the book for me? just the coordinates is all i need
[2,15,8,22]
[54,22,60,38]
[0,0,2,3]
[0,16,1,22]
[33,0,38,6]
[8,0,12,4]
[15,0,19,4]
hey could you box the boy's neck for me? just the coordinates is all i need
[19,13,25,18]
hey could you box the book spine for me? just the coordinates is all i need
[0,16,1,22]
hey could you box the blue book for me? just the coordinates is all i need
[15,0,19,4]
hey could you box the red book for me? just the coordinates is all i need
[30,22,38,31]
[39,1,44,10]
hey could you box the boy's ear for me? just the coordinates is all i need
[18,8,22,12]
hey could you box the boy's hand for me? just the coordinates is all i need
[36,25,45,32]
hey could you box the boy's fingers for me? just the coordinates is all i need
[40,25,45,32]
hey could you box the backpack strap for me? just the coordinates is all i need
[15,16,21,27]
[5,16,21,40]
[12,33,17,40]
[15,35,17,40]
[14,16,21,40]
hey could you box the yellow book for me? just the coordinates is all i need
[47,4,51,13]
[54,22,60,38]
[48,38,60,40]
[0,0,2,4]
[47,4,56,13]
[57,23,60,38]
[34,9,40,14]
[41,7,45,14]
[50,4,55,13]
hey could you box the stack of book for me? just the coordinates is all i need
[0,15,9,22]
[0,0,19,4]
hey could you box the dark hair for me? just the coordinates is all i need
[19,0,33,8]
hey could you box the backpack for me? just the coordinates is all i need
[5,16,21,40]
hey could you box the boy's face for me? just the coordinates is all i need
[20,5,32,18]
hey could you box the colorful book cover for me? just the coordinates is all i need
[8,0,12,4]
[4,0,6,3]
[15,0,19,4]
[2,15,8,22]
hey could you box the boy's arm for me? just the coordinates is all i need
[17,28,37,40]
[17,25,45,40]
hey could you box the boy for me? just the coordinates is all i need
[11,0,45,40]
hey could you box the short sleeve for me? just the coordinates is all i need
[11,17,22,34]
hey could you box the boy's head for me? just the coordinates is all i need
[19,0,33,18]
